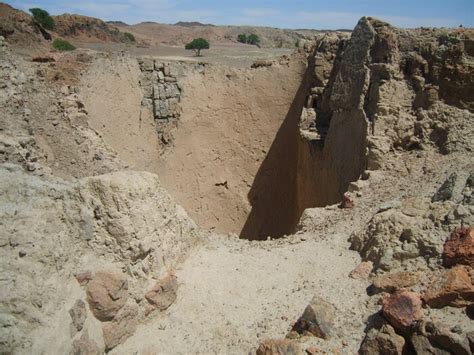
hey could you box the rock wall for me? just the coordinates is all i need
[293,18,474,232]
[138,58,190,145]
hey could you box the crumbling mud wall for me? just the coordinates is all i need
[138,58,190,145]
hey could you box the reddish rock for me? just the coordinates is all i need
[305,346,318,355]
[75,271,92,285]
[86,271,128,321]
[256,339,303,355]
[349,261,373,280]
[422,265,474,308]
[102,301,138,351]
[443,227,474,267]
[341,195,354,209]
[382,290,422,330]
[372,271,421,293]
[145,271,178,311]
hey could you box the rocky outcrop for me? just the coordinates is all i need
[350,198,439,271]
[0,166,201,353]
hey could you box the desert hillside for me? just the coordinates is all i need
[113,20,327,48]
[0,2,473,354]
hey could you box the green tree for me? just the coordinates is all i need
[185,38,210,57]
[237,34,247,43]
[29,8,54,31]
[247,34,260,45]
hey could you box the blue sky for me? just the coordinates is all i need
[5,0,474,29]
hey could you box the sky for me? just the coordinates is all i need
[5,0,474,29]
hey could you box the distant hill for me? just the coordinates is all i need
[174,21,215,27]
[125,22,322,48]
[107,21,129,26]
[0,1,332,49]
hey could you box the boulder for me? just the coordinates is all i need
[145,271,178,311]
[382,290,422,330]
[256,339,303,355]
[422,265,474,308]
[372,271,421,293]
[102,301,138,351]
[86,271,128,321]
[290,296,336,339]
[359,324,405,355]
[69,299,87,333]
[442,227,474,267]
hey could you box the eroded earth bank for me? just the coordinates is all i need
[1,11,474,355]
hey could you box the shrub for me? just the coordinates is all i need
[185,38,209,56]
[237,34,247,43]
[124,32,135,42]
[295,39,300,48]
[52,38,76,51]
[29,8,54,31]
[247,34,260,45]
[237,33,260,46]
